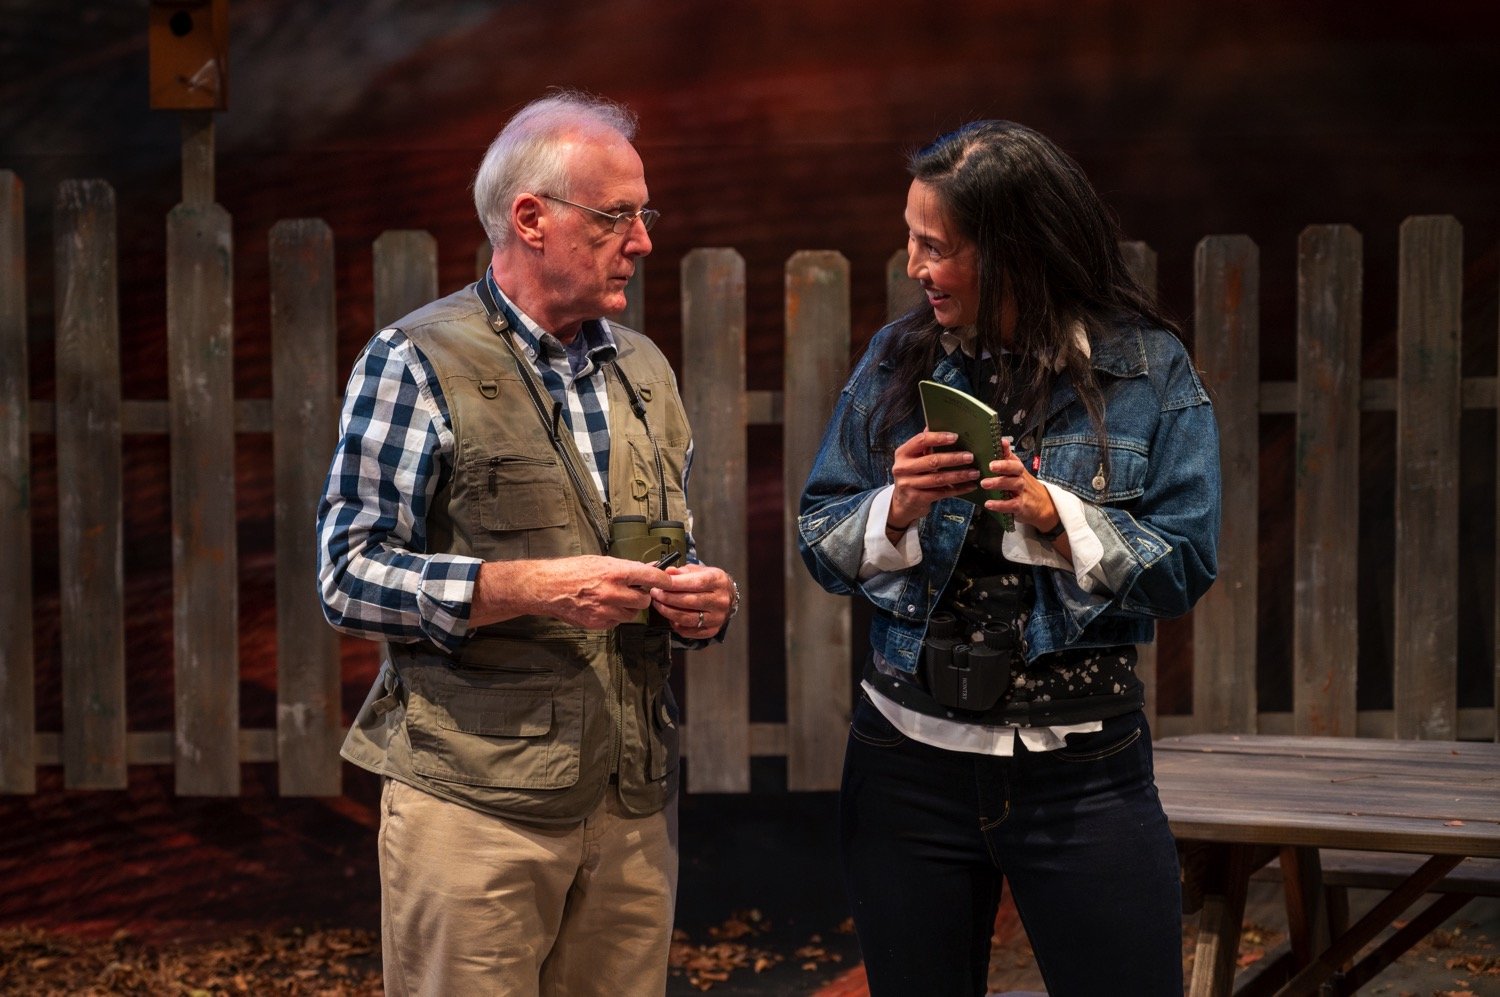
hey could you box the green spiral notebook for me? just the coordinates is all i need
[918,379,1014,531]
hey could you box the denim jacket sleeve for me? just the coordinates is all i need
[1032,327,1221,641]
[797,348,883,594]
[797,327,919,612]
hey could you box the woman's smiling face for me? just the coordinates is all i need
[904,179,981,329]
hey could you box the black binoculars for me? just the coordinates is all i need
[923,611,1014,712]
[610,516,688,625]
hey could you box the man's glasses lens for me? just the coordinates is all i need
[540,194,659,234]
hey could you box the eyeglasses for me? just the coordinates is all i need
[538,194,660,234]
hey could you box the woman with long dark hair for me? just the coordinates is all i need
[799,121,1221,995]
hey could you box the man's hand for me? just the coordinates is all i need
[649,562,737,638]
[471,556,672,630]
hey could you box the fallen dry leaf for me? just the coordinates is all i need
[668,909,851,990]
[1446,954,1500,974]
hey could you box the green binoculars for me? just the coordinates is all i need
[610,517,688,627]
[609,515,687,565]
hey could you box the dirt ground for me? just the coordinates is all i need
[3,784,1496,996]
[0,917,853,996]
[4,890,1496,996]
[0,924,383,996]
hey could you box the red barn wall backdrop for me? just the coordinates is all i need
[2,0,1497,934]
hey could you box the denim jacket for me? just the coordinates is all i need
[798,320,1220,675]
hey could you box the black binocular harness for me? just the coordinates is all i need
[865,657,1144,728]
[867,569,1143,728]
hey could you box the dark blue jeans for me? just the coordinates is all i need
[840,694,1183,997]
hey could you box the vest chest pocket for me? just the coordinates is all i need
[406,671,582,790]
[459,449,570,560]
[623,434,690,525]
[470,452,570,532]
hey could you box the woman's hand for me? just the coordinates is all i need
[980,438,1061,535]
[887,430,983,531]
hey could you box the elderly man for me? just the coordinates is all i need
[316,90,738,996]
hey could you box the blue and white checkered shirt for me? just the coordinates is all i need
[486,274,616,497]
[316,275,694,652]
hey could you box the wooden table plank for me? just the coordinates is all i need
[1157,733,1498,764]
[1155,736,1500,857]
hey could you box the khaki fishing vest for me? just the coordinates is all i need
[340,284,693,825]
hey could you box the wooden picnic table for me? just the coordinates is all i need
[1152,734,1500,996]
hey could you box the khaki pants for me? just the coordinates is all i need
[378,778,679,996]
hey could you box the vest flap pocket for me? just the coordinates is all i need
[624,436,690,525]
[472,452,570,532]
[439,689,552,737]
[406,671,583,790]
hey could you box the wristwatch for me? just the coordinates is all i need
[1038,519,1065,540]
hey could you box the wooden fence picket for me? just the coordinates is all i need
[55,180,127,789]
[373,230,437,331]
[0,170,34,793]
[167,201,240,795]
[680,248,749,792]
[885,249,922,323]
[1293,225,1363,736]
[270,220,343,796]
[1121,241,1161,734]
[1393,215,1463,739]
[1190,235,1260,734]
[783,251,852,791]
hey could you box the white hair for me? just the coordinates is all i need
[472,90,639,248]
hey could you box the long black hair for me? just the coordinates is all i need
[870,120,1177,451]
